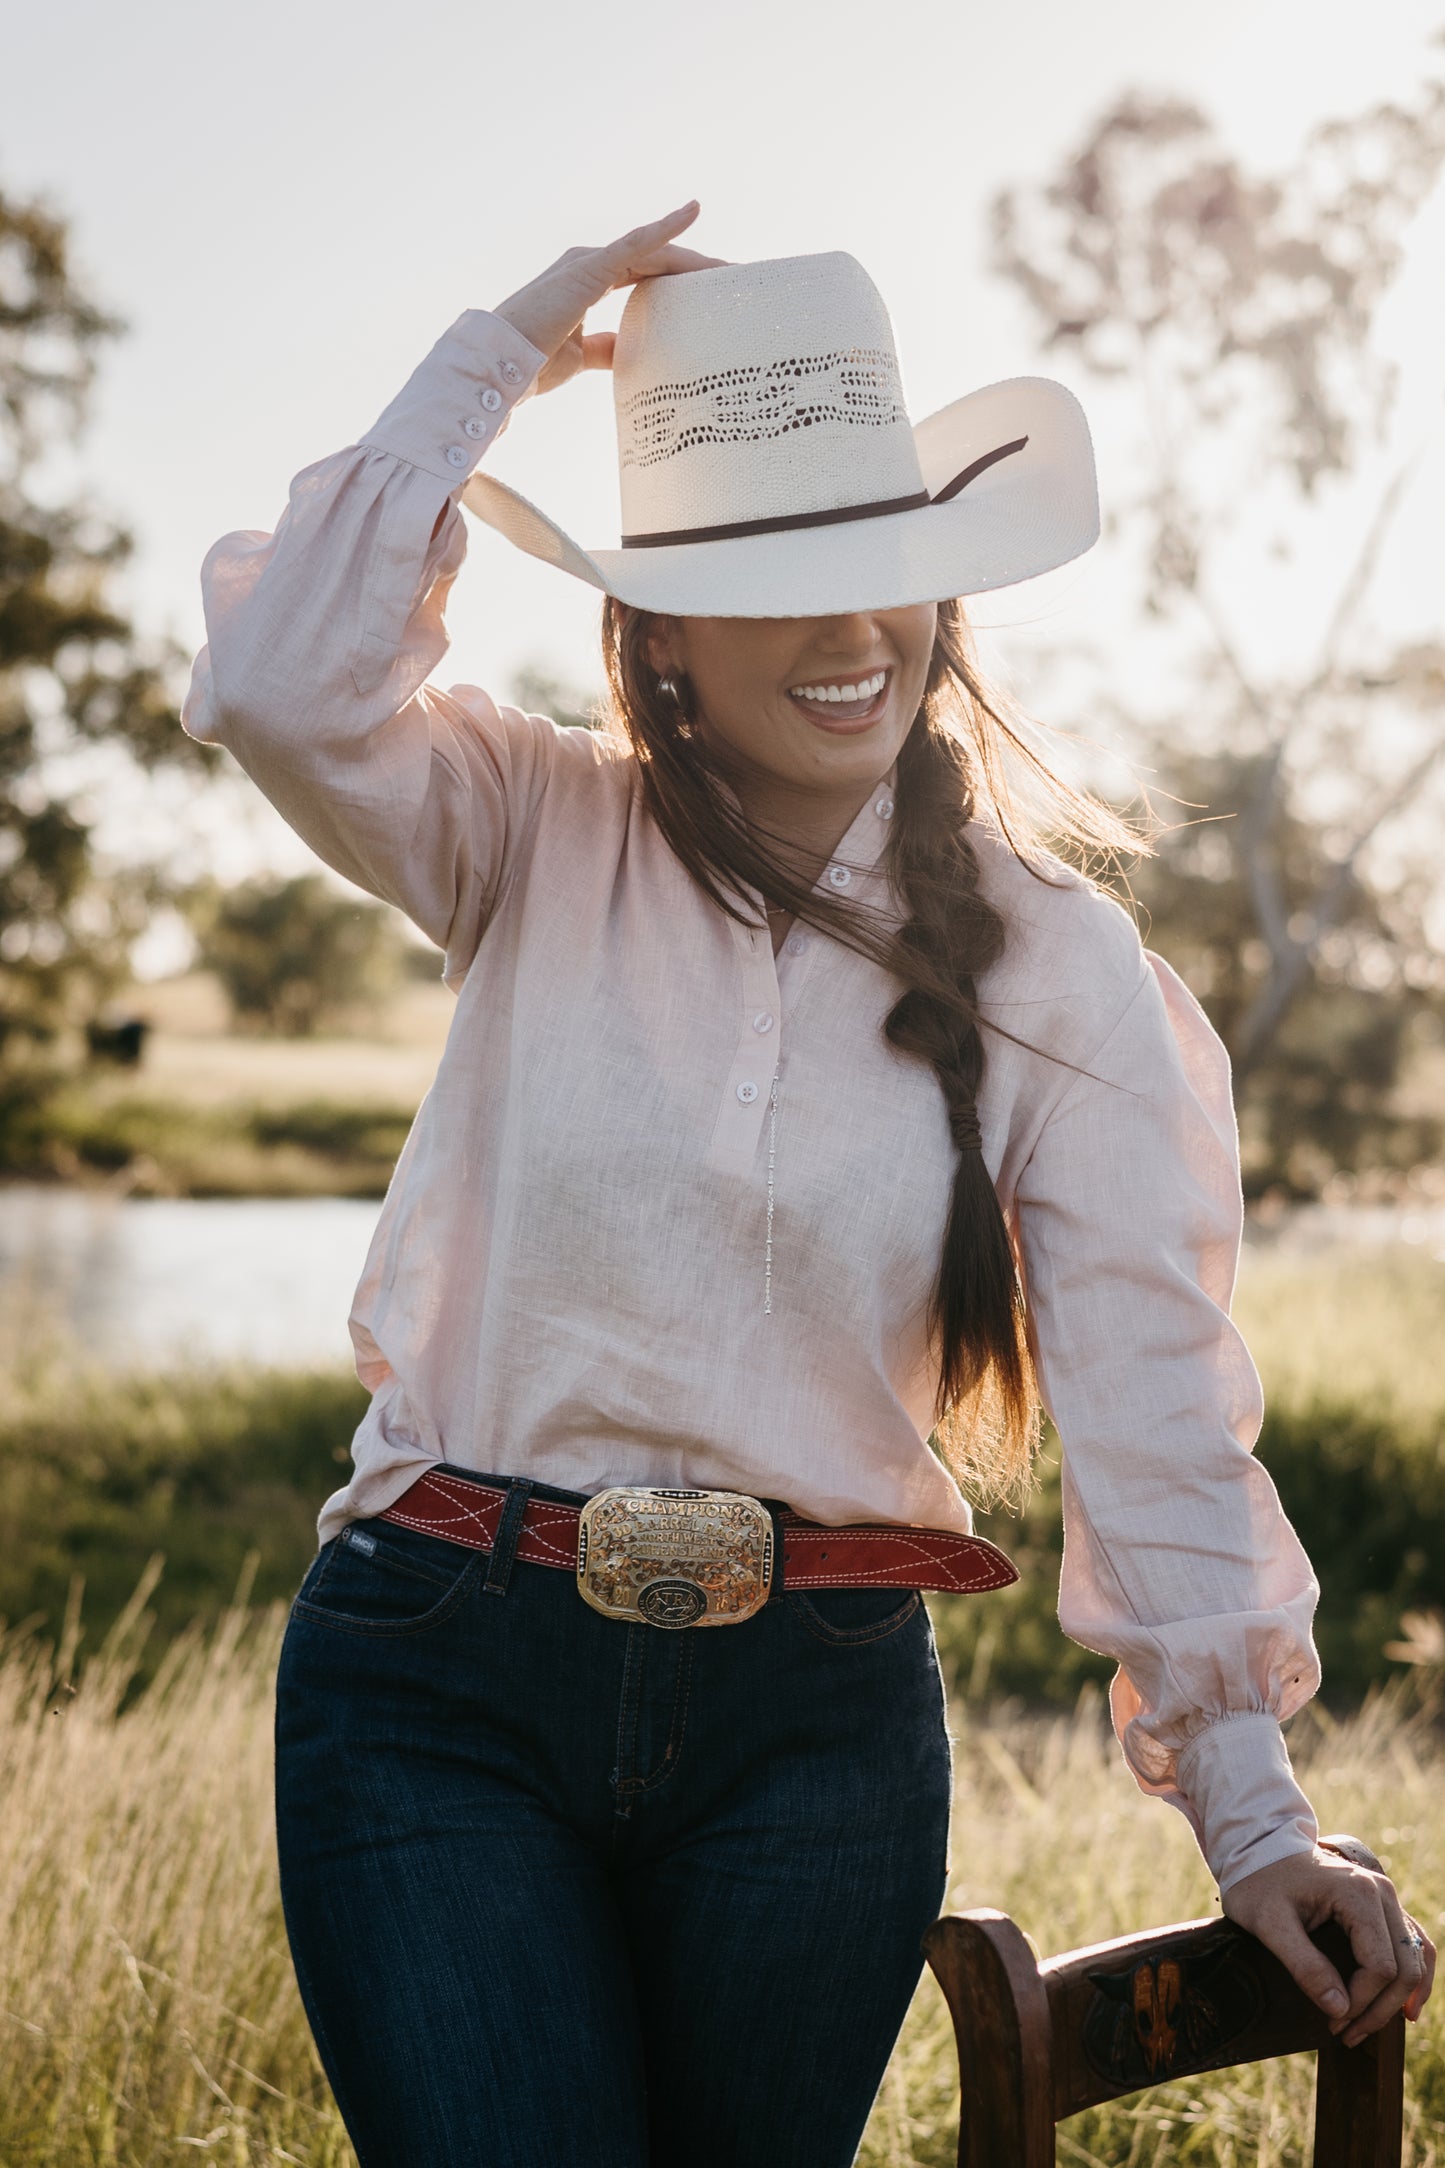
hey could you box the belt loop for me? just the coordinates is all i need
[764,1501,789,1606]
[483,1477,535,1597]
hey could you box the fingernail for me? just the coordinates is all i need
[1322,1989,1348,2016]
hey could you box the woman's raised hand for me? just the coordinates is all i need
[494,204,725,397]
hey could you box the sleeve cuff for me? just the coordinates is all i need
[359,309,548,486]
[1174,1712,1319,1893]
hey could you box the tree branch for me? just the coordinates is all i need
[1233,727,1445,1075]
[1310,454,1419,688]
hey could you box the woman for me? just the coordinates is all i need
[184,204,1434,2167]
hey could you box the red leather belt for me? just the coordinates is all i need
[378,1467,1018,1597]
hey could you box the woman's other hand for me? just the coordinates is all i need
[494,204,726,397]
[1223,1843,1436,2046]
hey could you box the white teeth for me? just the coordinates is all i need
[789,670,887,703]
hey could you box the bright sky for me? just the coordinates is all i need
[2,0,1442,899]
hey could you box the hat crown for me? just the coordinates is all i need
[612,253,926,542]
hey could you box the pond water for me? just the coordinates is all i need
[0,1186,382,1370]
[0,1184,1441,1373]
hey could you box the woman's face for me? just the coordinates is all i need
[644,604,937,799]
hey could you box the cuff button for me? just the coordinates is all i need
[479,387,504,412]
[501,360,523,383]
[463,417,488,439]
[445,446,469,469]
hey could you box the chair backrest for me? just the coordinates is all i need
[924,1878,1404,2167]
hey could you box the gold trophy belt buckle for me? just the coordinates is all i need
[576,1486,774,1629]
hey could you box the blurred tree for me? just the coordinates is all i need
[0,184,206,1063]
[508,663,601,732]
[189,874,404,1037]
[994,81,1445,1192]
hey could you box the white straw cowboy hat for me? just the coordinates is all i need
[463,250,1099,620]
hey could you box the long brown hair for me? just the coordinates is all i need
[600,595,1145,1505]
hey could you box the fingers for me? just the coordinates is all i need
[1225,1848,1438,2047]
[580,331,616,372]
[1341,1882,1435,2046]
[1252,1903,1353,2023]
[605,200,701,258]
[638,244,731,275]
[1326,1871,1405,2036]
[1404,1927,1437,2022]
[1225,1853,1400,2032]
[493,204,709,371]
[595,207,729,294]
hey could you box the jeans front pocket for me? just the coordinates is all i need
[291,1521,479,1638]
[786,1586,922,1647]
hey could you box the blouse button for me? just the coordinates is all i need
[445,446,469,469]
[736,1081,759,1104]
[500,359,524,383]
[464,417,489,439]
[785,933,808,956]
[826,864,851,889]
[875,795,895,819]
[479,387,504,412]
[752,1011,775,1035]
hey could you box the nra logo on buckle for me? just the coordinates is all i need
[576,1487,774,1629]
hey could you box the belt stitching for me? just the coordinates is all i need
[384,1473,1009,1592]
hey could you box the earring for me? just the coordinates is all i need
[657,672,686,709]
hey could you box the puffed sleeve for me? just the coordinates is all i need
[180,309,559,985]
[1014,950,1322,1892]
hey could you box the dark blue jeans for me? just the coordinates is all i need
[274,1474,953,2168]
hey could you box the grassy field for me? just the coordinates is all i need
[3,1245,1441,1704]
[0,1238,1442,2158]
[0,975,451,1196]
[0,1595,1440,2167]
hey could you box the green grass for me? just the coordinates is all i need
[1,1247,1442,1705]
[0,1245,1442,2158]
[0,1355,364,1684]
[1232,1243,1445,1430]
[0,1599,1440,2166]
[0,1082,415,1195]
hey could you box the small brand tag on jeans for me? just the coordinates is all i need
[347,1527,378,1556]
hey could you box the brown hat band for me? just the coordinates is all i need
[619,436,1029,550]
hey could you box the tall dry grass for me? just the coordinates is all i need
[864,1684,1445,2165]
[0,1586,343,2165]
[1,1583,1442,2165]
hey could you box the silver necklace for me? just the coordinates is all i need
[764,1065,780,1315]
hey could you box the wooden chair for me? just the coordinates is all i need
[923,1835,1405,2167]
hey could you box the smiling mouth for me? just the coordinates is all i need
[786,668,890,730]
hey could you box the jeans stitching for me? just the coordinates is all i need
[612,1626,643,1811]
[627,1632,694,1796]
[290,1557,480,1638]
[786,1589,922,1647]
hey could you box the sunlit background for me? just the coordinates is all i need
[2,9,1445,2159]
[6,0,1444,880]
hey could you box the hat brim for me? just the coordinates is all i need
[461,377,1098,618]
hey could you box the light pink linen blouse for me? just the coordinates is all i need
[183,307,1323,1893]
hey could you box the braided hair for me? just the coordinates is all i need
[599,595,1141,1504]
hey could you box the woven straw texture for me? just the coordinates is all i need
[462,251,1100,616]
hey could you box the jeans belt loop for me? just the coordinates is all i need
[484,1476,536,1597]
[763,1501,789,1605]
